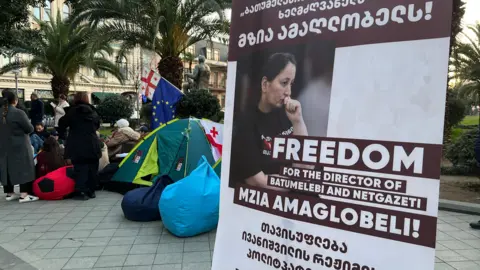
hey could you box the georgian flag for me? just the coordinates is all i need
[200,119,223,161]
[140,68,161,100]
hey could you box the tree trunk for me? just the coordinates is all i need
[157,55,184,90]
[50,75,71,99]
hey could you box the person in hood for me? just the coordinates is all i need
[51,94,69,131]
[105,118,141,159]
[58,92,101,200]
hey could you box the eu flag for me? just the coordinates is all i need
[151,77,184,129]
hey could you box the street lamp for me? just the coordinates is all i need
[11,55,21,94]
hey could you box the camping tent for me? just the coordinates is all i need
[112,118,221,186]
[213,159,221,177]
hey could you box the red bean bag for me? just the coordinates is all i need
[33,166,75,200]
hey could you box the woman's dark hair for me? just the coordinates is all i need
[42,137,65,171]
[2,90,17,124]
[261,53,297,82]
[73,92,89,105]
[59,94,67,100]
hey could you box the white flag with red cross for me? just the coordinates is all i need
[200,119,223,162]
[140,68,161,100]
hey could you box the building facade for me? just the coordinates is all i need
[183,40,228,109]
[0,0,228,110]
[0,0,140,105]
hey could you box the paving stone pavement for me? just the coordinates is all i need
[1,190,480,270]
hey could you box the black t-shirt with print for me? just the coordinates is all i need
[230,106,293,187]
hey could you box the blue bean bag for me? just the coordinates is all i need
[121,175,174,222]
[159,156,220,237]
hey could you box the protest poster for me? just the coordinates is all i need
[212,0,453,269]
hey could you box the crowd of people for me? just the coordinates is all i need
[0,90,149,202]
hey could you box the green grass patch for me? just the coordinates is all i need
[461,115,479,126]
[451,127,465,142]
[98,127,113,137]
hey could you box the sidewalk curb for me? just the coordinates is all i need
[439,199,480,216]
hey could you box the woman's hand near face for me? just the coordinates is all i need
[284,97,308,137]
[284,97,303,124]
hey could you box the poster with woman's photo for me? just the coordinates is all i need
[213,0,453,269]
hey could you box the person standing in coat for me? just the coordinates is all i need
[29,93,44,127]
[58,92,101,200]
[0,91,39,203]
[51,94,69,131]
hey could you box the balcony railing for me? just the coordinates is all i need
[209,83,226,90]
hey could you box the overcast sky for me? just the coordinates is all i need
[464,0,480,26]
[460,0,479,41]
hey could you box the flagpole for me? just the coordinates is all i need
[138,48,143,127]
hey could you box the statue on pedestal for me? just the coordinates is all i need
[184,55,211,91]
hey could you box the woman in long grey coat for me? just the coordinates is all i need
[0,91,39,203]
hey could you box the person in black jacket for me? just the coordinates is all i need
[29,93,44,127]
[58,92,101,200]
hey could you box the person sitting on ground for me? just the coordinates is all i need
[36,136,66,178]
[105,119,141,159]
[49,130,64,148]
[34,122,51,141]
[29,122,51,153]
[30,132,44,154]
[138,125,150,140]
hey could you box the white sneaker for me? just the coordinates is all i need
[5,194,20,201]
[19,195,39,203]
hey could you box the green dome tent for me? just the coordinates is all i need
[112,118,221,186]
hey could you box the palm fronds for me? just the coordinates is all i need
[0,10,125,96]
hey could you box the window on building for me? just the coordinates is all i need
[206,48,212,60]
[185,46,195,55]
[214,72,218,87]
[34,89,54,100]
[36,66,48,73]
[213,49,220,61]
[0,88,25,102]
[33,6,41,19]
[220,95,225,107]
[118,56,129,80]
[63,4,70,19]
[219,72,226,88]
[209,72,214,86]
[43,1,51,21]
[94,70,106,78]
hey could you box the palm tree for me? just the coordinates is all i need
[454,23,480,112]
[443,0,466,144]
[71,0,230,89]
[0,11,124,98]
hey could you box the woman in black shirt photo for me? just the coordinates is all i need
[231,53,309,191]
